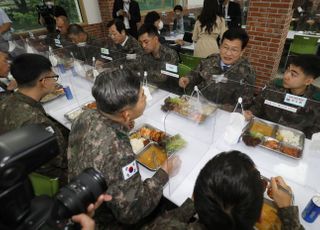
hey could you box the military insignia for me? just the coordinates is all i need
[122,160,138,180]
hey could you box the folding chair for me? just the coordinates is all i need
[29,172,59,197]
[180,53,201,70]
[284,34,319,68]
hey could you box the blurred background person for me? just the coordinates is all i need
[218,0,242,28]
[37,0,67,34]
[0,51,16,100]
[172,5,195,34]
[144,11,166,44]
[192,0,227,58]
[0,8,12,42]
[112,0,141,39]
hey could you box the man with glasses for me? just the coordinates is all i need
[179,28,255,110]
[0,51,16,100]
[0,53,68,184]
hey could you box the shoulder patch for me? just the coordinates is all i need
[122,160,139,180]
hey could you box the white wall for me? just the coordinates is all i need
[82,0,102,24]
[188,0,204,8]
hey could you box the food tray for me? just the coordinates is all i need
[161,95,217,123]
[41,84,65,103]
[64,101,96,122]
[130,124,186,171]
[243,118,305,159]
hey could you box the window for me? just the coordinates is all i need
[136,0,175,12]
[0,0,83,33]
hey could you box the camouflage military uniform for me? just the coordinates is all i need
[0,92,68,183]
[249,79,320,139]
[187,54,256,109]
[144,199,304,230]
[115,35,143,56]
[139,44,180,93]
[0,80,11,101]
[68,110,169,227]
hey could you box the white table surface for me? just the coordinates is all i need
[164,34,195,51]
[44,71,320,229]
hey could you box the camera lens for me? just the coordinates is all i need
[53,168,107,220]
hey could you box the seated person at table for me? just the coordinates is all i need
[145,151,303,230]
[144,11,166,45]
[0,51,16,100]
[179,28,255,110]
[67,23,102,64]
[51,15,72,48]
[244,54,320,139]
[138,24,180,92]
[68,69,179,227]
[172,5,195,33]
[106,19,143,56]
[0,53,68,184]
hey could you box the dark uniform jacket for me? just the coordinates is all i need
[144,198,305,230]
[249,79,320,139]
[0,92,68,183]
[187,54,256,109]
[113,0,141,39]
[68,110,169,227]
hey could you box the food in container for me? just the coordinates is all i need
[64,101,97,122]
[255,199,281,230]
[161,95,217,123]
[262,137,280,150]
[276,129,301,147]
[136,144,168,170]
[41,84,65,103]
[249,120,274,138]
[280,145,302,158]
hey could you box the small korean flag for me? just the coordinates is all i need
[122,160,139,180]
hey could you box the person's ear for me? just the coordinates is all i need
[120,109,131,123]
[305,77,314,86]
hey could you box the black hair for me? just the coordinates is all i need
[221,28,250,50]
[106,19,126,34]
[137,23,159,38]
[144,11,160,25]
[198,0,220,34]
[67,24,85,36]
[289,54,320,79]
[11,53,52,88]
[174,5,183,12]
[194,151,264,230]
[92,69,141,114]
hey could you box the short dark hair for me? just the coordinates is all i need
[106,19,126,34]
[144,11,160,25]
[174,5,183,12]
[221,28,250,50]
[289,54,320,79]
[137,23,159,38]
[92,69,141,114]
[194,151,264,230]
[11,53,52,87]
[67,24,85,36]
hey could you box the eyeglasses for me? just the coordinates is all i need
[41,75,59,81]
[221,45,241,55]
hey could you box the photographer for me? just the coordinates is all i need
[37,0,67,34]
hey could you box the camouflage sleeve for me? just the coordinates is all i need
[143,198,195,230]
[278,206,305,230]
[106,167,169,224]
[242,64,256,109]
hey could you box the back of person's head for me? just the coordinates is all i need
[194,151,264,230]
[198,0,219,34]
[11,54,52,88]
[174,5,183,12]
[106,19,126,34]
[67,24,85,36]
[137,23,159,38]
[144,11,161,25]
[289,54,320,79]
[221,28,250,50]
[92,69,140,114]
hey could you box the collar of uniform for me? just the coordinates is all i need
[96,110,129,135]
[156,44,167,60]
[15,91,44,110]
[121,35,129,47]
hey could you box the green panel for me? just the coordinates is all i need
[136,0,174,11]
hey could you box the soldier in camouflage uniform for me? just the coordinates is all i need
[68,69,178,228]
[0,51,14,101]
[144,151,304,230]
[179,28,255,109]
[137,24,180,93]
[0,53,68,184]
[244,54,320,139]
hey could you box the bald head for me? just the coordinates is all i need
[56,16,69,35]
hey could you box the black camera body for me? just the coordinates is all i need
[0,124,107,230]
